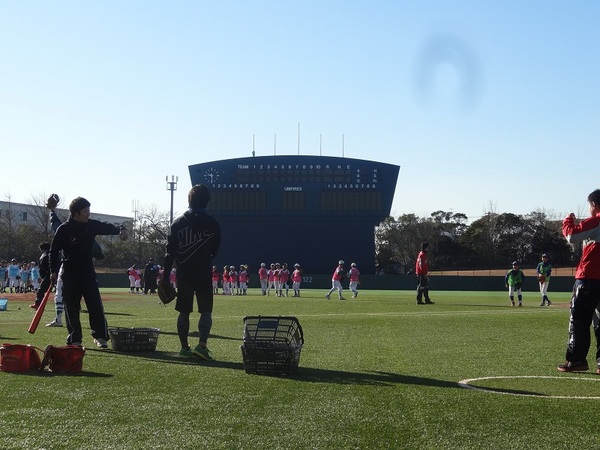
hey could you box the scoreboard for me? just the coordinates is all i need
[189,156,399,274]
[190,155,398,216]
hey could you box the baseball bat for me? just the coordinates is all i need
[28,283,53,334]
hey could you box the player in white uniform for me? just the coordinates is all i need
[30,262,40,292]
[7,259,19,293]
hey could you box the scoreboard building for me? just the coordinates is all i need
[189,155,399,274]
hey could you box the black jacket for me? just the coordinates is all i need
[39,251,50,279]
[163,210,221,284]
[50,218,121,274]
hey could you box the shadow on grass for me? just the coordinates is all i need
[44,371,114,378]
[85,348,540,393]
[78,309,133,317]
[157,331,241,341]
[463,384,546,396]
[89,347,244,368]
[2,370,113,378]
[288,369,459,387]
[89,349,453,385]
[451,304,512,309]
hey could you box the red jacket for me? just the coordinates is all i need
[332,265,344,281]
[563,213,600,280]
[415,250,428,275]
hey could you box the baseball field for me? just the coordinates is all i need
[1,287,598,449]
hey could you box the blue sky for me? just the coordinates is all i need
[1,1,598,221]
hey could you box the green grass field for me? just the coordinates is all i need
[1,288,598,449]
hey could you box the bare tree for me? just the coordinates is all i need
[0,193,19,258]
[132,205,170,263]
[28,192,55,242]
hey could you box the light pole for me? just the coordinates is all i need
[166,175,178,225]
[131,199,139,240]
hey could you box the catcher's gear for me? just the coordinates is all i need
[158,281,177,305]
[538,275,546,283]
[46,194,60,209]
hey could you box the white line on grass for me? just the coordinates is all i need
[458,375,600,399]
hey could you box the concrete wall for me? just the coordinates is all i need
[97,272,575,293]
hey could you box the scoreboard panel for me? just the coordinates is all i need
[190,155,398,217]
[188,155,400,273]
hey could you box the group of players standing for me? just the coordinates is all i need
[198,259,366,300]
[0,258,41,294]
[211,262,305,297]
[212,264,251,296]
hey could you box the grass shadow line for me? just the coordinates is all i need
[156,331,241,341]
[287,368,462,387]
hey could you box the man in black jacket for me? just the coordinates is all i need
[50,197,128,348]
[160,184,221,360]
[143,258,159,295]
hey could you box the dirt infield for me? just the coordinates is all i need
[0,292,37,303]
[0,291,129,304]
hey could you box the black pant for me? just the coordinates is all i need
[144,279,157,294]
[36,276,52,305]
[61,271,108,345]
[416,275,431,302]
[567,279,600,363]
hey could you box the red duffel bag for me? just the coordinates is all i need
[0,343,42,372]
[40,345,85,373]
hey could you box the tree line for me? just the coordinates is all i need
[375,209,577,274]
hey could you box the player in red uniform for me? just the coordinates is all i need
[415,242,434,305]
[348,262,360,298]
[238,265,249,295]
[291,263,303,297]
[558,189,600,372]
[211,266,220,294]
[279,263,290,297]
[258,263,268,295]
[229,266,239,295]
[326,260,346,300]
[221,265,230,295]
[267,263,277,296]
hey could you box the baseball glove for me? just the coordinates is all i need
[157,281,177,305]
[538,275,546,283]
[46,194,60,209]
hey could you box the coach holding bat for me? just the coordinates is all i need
[50,197,128,348]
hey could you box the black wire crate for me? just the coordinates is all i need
[241,316,304,375]
[108,327,160,352]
